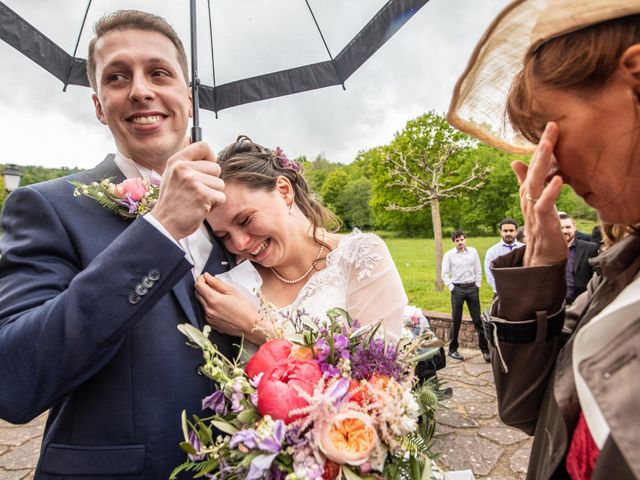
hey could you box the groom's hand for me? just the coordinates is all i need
[151,141,225,240]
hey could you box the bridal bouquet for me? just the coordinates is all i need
[172,309,444,480]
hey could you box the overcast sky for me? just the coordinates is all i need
[0,0,510,170]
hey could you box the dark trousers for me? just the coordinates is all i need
[450,284,488,353]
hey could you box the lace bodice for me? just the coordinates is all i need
[216,230,407,340]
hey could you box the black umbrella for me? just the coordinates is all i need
[0,0,428,142]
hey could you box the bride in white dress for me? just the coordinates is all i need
[196,136,407,346]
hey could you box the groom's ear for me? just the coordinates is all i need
[275,175,294,203]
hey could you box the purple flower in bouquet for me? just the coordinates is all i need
[230,420,285,480]
[202,390,227,415]
[316,334,351,376]
[327,377,351,407]
[351,338,402,381]
[187,432,205,461]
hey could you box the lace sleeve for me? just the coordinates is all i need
[344,234,408,340]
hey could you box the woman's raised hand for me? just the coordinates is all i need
[512,122,568,267]
[195,273,260,338]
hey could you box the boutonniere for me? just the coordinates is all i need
[71,173,161,219]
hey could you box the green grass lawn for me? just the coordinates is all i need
[383,236,502,313]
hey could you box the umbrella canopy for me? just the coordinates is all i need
[0,0,428,116]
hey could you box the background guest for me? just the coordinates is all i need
[559,213,599,304]
[441,230,490,362]
[484,218,524,295]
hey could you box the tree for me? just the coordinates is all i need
[379,112,490,290]
[340,178,373,229]
[442,144,524,235]
[0,165,83,215]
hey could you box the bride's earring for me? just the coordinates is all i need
[288,203,293,216]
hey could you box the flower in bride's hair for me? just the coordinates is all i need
[273,146,301,172]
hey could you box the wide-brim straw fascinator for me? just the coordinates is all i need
[447,0,640,154]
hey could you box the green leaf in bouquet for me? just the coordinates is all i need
[410,454,422,480]
[326,307,351,327]
[421,458,432,480]
[211,419,238,435]
[179,441,197,456]
[194,417,214,445]
[169,460,201,480]
[177,324,215,351]
[181,410,190,443]
[301,315,321,332]
[194,459,219,478]
[236,408,260,426]
[350,321,380,340]
[285,332,306,345]
[341,466,365,480]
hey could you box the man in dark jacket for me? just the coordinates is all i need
[0,11,238,478]
[559,213,600,304]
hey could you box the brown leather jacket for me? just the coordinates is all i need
[486,233,640,479]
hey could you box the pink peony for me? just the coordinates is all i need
[257,358,321,424]
[245,339,292,380]
[116,178,147,201]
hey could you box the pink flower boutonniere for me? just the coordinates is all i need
[71,173,161,219]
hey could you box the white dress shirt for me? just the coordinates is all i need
[484,241,524,292]
[112,152,213,278]
[441,246,482,291]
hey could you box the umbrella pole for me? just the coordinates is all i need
[190,0,202,143]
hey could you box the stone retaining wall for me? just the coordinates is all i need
[423,310,481,349]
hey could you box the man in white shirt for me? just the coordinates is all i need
[484,218,524,295]
[441,230,490,362]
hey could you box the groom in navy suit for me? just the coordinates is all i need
[0,11,237,478]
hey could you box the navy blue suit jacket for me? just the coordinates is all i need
[0,155,236,478]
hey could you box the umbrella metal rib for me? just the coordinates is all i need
[206,0,218,119]
[63,0,92,92]
[304,0,345,91]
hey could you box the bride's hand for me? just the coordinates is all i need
[195,273,259,337]
[512,122,567,267]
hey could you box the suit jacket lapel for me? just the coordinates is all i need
[173,274,199,327]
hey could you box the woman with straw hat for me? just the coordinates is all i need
[448,1,640,479]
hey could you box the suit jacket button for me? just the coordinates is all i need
[128,293,141,304]
[142,276,154,288]
[135,284,148,296]
[148,269,161,281]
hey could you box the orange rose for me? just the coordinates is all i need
[316,410,378,466]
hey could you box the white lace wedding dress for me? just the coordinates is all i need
[216,229,408,347]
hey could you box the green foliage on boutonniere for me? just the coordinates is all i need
[71,175,160,219]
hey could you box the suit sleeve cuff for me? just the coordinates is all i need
[143,213,193,267]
